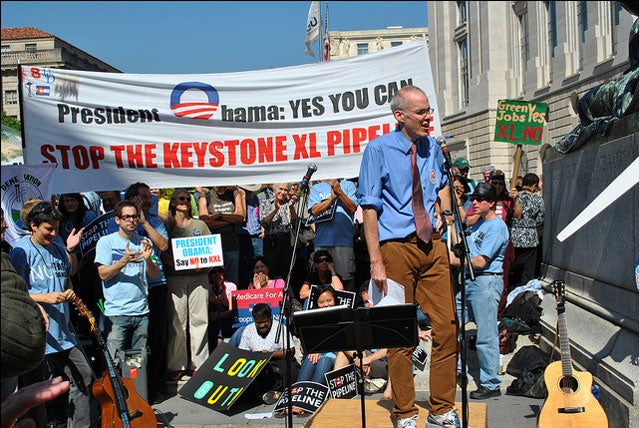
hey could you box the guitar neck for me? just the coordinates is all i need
[557,303,573,377]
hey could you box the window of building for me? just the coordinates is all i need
[548,1,557,57]
[4,90,18,105]
[457,1,467,25]
[1,45,10,52]
[357,43,369,55]
[458,39,469,107]
[578,1,588,43]
[25,43,37,52]
[391,41,402,48]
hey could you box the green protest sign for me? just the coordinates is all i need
[494,99,547,145]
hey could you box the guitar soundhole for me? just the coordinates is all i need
[559,375,579,393]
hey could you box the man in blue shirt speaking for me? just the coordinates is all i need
[357,86,460,428]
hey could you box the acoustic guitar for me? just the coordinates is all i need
[537,281,608,427]
[74,297,156,428]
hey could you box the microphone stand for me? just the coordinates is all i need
[440,140,475,428]
[275,183,310,428]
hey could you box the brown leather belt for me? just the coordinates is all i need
[381,232,441,245]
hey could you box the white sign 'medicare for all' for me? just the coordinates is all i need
[20,39,439,193]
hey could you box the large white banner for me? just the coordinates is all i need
[20,39,440,194]
[1,164,56,246]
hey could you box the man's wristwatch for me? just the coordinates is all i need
[441,210,453,217]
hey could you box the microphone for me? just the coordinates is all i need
[436,135,448,151]
[299,163,318,191]
[436,136,453,170]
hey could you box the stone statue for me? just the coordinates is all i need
[556,17,638,154]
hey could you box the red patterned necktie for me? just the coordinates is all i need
[411,143,433,243]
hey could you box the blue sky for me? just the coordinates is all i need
[1,1,428,74]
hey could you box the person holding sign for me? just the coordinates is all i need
[298,250,344,301]
[161,189,213,382]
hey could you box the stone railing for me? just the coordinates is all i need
[1,49,63,66]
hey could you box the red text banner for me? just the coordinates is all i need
[20,39,440,193]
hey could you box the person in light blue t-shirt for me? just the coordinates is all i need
[95,199,158,368]
[448,182,509,400]
[9,201,95,427]
[307,178,358,291]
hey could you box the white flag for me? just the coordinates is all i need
[305,1,321,57]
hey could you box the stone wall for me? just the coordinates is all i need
[541,112,639,428]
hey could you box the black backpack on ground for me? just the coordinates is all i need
[505,345,553,399]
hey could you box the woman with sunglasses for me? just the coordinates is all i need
[9,201,95,426]
[298,250,344,301]
[162,189,213,382]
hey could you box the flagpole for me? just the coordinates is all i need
[324,1,330,61]
[317,1,323,62]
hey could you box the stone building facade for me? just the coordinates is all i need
[1,27,120,121]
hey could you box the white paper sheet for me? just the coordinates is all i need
[368,278,406,306]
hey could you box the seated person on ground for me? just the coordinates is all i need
[238,303,298,404]
[297,285,339,386]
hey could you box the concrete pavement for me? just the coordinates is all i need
[152,330,546,427]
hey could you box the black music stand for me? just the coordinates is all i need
[294,303,418,428]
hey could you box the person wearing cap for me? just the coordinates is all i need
[357,85,460,428]
[453,157,478,194]
[9,201,95,426]
[448,182,509,400]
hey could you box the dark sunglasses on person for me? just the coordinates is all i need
[175,196,189,201]
[471,197,488,202]
[30,202,55,216]
[317,257,331,263]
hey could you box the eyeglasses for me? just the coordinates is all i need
[316,258,331,263]
[472,197,488,202]
[491,181,505,186]
[119,214,139,221]
[175,196,189,201]
[403,107,435,118]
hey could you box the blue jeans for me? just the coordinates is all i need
[456,274,502,390]
[105,314,149,366]
[297,353,336,385]
[252,237,264,257]
[228,325,246,347]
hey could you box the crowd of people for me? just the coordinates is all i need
[1,85,545,428]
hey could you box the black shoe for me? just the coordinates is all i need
[469,386,501,399]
